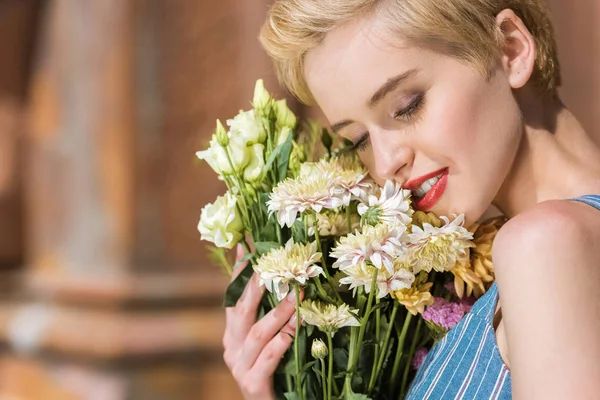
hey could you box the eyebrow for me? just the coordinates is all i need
[329,69,418,134]
[368,68,418,107]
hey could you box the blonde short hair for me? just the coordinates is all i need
[260,0,561,105]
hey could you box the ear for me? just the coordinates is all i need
[495,9,536,89]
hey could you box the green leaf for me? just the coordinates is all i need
[292,218,307,243]
[347,393,372,400]
[321,128,333,154]
[264,141,284,174]
[233,253,253,269]
[301,360,316,375]
[277,131,294,183]
[283,392,299,400]
[333,348,349,371]
[254,241,282,256]
[222,263,254,307]
[258,218,279,243]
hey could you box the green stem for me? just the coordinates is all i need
[312,216,343,304]
[320,358,327,400]
[294,285,304,400]
[368,302,400,393]
[389,312,413,398]
[346,206,352,233]
[400,318,422,398]
[343,287,364,397]
[314,278,335,303]
[327,333,334,400]
[375,297,381,341]
[344,269,378,395]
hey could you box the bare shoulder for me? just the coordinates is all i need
[492,199,600,399]
[493,198,600,263]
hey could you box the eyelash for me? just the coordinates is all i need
[351,94,425,152]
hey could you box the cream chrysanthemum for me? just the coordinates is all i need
[303,156,373,205]
[308,210,361,237]
[254,239,323,300]
[267,168,345,227]
[330,223,408,274]
[408,214,474,274]
[338,258,415,298]
[357,180,413,227]
[391,281,435,315]
[299,300,360,335]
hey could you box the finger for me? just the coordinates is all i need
[224,273,265,347]
[231,243,250,281]
[248,314,298,379]
[237,289,304,372]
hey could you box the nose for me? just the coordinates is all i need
[370,130,414,183]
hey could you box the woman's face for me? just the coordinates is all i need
[304,16,524,225]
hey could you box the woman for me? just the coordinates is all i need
[222,0,600,398]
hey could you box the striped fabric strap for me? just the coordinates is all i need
[569,194,600,210]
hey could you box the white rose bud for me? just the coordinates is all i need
[227,110,266,145]
[243,143,265,183]
[274,99,297,129]
[311,338,328,360]
[253,79,271,111]
[198,193,244,249]
[196,134,250,176]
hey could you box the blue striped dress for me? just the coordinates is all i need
[406,194,600,399]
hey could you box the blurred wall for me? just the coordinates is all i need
[0,1,597,400]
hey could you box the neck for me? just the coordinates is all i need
[493,91,600,218]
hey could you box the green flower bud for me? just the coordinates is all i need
[215,119,229,147]
[253,79,271,111]
[361,205,383,227]
[311,338,328,360]
[274,99,297,129]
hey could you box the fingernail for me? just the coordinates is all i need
[286,291,296,303]
[288,314,297,326]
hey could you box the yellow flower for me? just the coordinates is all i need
[411,211,443,228]
[391,281,435,315]
[452,216,507,298]
[471,216,507,283]
[451,253,485,298]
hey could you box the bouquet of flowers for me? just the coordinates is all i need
[197,80,505,399]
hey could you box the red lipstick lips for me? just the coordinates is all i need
[403,168,449,211]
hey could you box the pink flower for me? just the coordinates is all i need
[422,297,467,330]
[412,348,428,370]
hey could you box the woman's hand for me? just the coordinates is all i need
[223,244,303,400]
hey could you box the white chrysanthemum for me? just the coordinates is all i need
[305,157,373,206]
[299,300,360,335]
[267,170,345,228]
[409,214,475,274]
[330,223,408,274]
[338,258,415,298]
[254,239,323,300]
[308,211,360,237]
[358,180,413,227]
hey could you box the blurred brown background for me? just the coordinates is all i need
[0,1,597,399]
